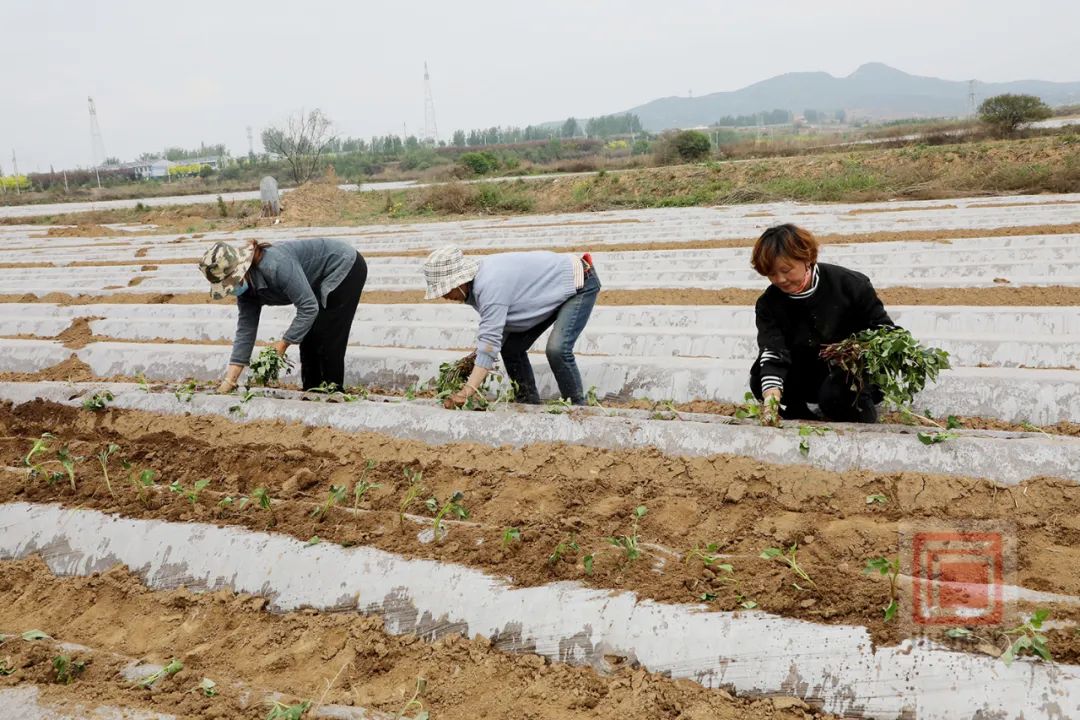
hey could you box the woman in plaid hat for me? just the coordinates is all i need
[198,238,367,392]
[422,245,601,408]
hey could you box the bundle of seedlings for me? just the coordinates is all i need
[249,345,294,387]
[820,326,950,419]
[435,352,476,398]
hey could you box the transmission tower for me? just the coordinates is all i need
[10,150,20,196]
[246,125,255,159]
[88,96,107,188]
[968,80,977,116]
[423,62,439,144]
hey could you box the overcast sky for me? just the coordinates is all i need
[3,0,1078,172]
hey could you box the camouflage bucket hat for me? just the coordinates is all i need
[198,241,254,300]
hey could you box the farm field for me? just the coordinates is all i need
[0,194,1078,718]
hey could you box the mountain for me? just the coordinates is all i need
[618,63,1080,131]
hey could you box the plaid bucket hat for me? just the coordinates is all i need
[423,245,480,300]
[198,241,254,300]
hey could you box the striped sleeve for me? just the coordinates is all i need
[755,296,791,393]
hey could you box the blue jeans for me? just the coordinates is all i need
[500,267,601,405]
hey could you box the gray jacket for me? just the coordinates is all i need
[466,252,576,370]
[229,238,358,365]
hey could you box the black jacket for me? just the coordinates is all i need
[755,263,893,391]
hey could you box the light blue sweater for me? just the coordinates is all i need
[466,252,576,369]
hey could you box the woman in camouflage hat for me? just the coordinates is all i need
[198,238,367,392]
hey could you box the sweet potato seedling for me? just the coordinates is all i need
[1001,609,1052,665]
[866,493,889,505]
[607,505,648,562]
[174,379,199,403]
[136,658,183,688]
[586,386,603,408]
[798,426,830,456]
[917,430,957,445]
[312,484,348,520]
[353,460,380,510]
[399,468,425,524]
[252,487,273,511]
[502,527,522,546]
[228,390,257,416]
[169,478,211,508]
[761,544,817,590]
[864,557,901,622]
[199,677,218,697]
[96,443,120,495]
[735,392,781,427]
[0,658,13,676]
[266,700,311,719]
[249,345,294,387]
[52,654,87,684]
[393,677,428,720]
[687,543,735,576]
[21,630,50,641]
[546,397,573,415]
[126,466,157,503]
[81,390,114,411]
[24,435,81,489]
[425,490,468,537]
[548,535,580,565]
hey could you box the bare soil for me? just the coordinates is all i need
[0,558,829,720]
[1,401,1078,663]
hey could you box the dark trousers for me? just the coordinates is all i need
[501,266,601,405]
[749,356,880,423]
[300,253,367,390]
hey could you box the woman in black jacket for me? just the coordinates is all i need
[749,224,893,424]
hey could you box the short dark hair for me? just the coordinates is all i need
[750,224,819,276]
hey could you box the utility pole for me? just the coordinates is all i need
[88,96,106,189]
[246,125,255,161]
[968,80,977,116]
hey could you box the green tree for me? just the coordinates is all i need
[561,117,579,138]
[672,130,711,161]
[452,130,466,147]
[978,94,1052,136]
[458,151,499,175]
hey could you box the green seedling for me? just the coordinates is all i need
[737,594,758,610]
[21,630,50,641]
[820,327,950,412]
[393,676,428,720]
[546,397,573,415]
[249,345,294,387]
[1020,421,1050,436]
[435,353,475,399]
[797,425,830,456]
[760,544,817,590]
[735,392,781,427]
[0,658,13,675]
[946,627,975,640]
[607,505,648,562]
[502,527,522,546]
[353,460,380,510]
[228,390,257,415]
[174,379,199,402]
[306,536,322,546]
[136,372,151,393]
[1001,609,1052,665]
[199,677,218,697]
[82,390,114,411]
[866,493,889,505]
[169,478,211,508]
[136,658,183,688]
[23,433,54,473]
[57,446,80,490]
[53,654,87,684]
[127,466,157,502]
[864,557,901,622]
[945,415,962,430]
[686,543,735,575]
[266,700,311,720]
[252,487,273,511]
[548,535,580,565]
[24,434,81,490]
[425,491,468,537]
[918,430,957,445]
[583,554,594,575]
[96,443,120,495]
[586,385,603,407]
[403,383,419,401]
[398,468,425,524]
[312,484,348,520]
[700,592,718,601]
[218,495,250,510]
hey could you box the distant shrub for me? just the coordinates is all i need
[978,94,1052,136]
[458,151,499,175]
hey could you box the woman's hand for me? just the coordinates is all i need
[217,379,238,394]
[217,364,245,394]
[272,339,289,356]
